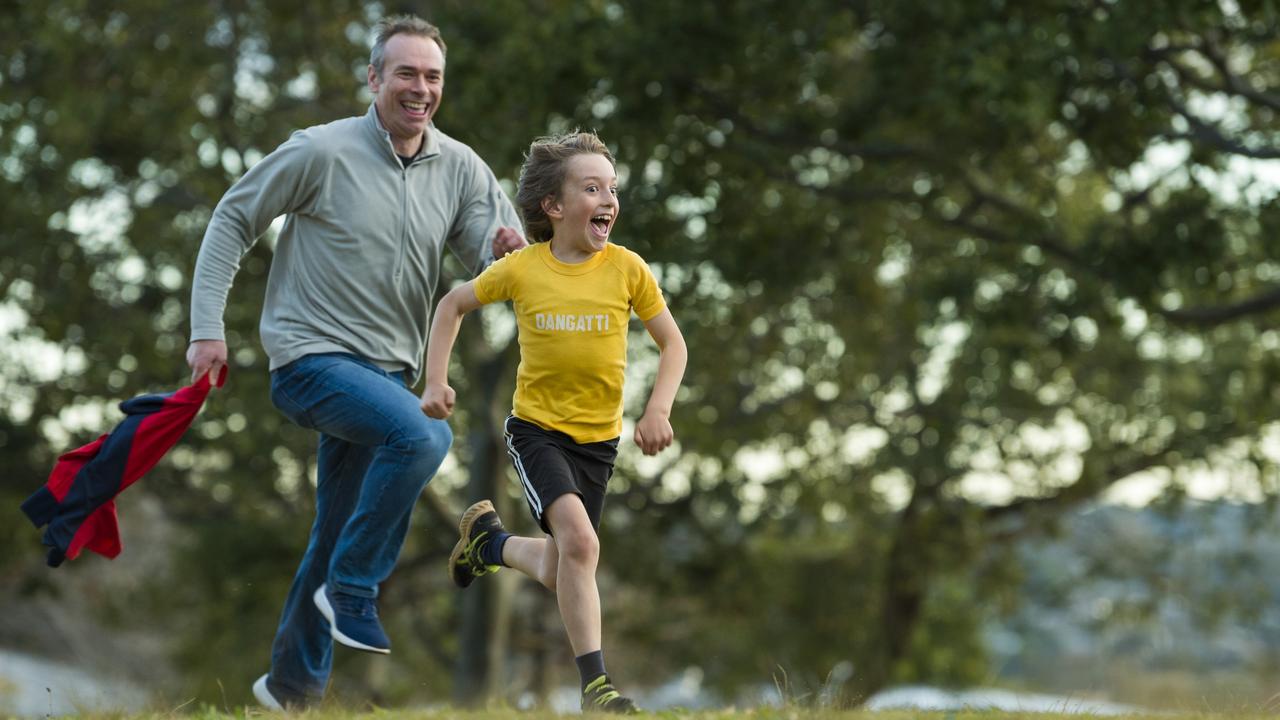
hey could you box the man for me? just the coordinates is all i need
[186,15,526,709]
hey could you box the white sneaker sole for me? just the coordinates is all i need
[312,584,390,655]
[252,674,284,711]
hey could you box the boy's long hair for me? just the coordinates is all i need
[516,131,615,243]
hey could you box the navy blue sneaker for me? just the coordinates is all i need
[252,673,284,711]
[313,583,390,654]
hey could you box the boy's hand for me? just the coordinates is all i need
[420,383,456,419]
[634,411,674,456]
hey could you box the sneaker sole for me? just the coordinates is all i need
[253,674,284,711]
[448,499,495,588]
[312,585,391,655]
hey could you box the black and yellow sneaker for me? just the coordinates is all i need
[582,675,639,714]
[448,499,505,588]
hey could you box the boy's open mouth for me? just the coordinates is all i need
[590,214,612,237]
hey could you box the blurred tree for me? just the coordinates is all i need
[584,0,1280,703]
[2,0,1280,710]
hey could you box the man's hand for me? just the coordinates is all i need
[186,339,228,385]
[492,226,527,259]
[421,382,456,419]
[634,411,674,456]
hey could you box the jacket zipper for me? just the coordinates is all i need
[393,144,410,283]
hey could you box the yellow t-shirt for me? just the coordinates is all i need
[472,241,667,443]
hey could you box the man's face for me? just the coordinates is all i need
[368,33,445,149]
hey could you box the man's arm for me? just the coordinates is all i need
[420,281,484,418]
[492,226,527,259]
[447,154,526,273]
[187,130,323,383]
[634,308,688,456]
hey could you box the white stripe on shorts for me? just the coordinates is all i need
[504,415,543,521]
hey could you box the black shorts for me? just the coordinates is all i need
[503,415,619,534]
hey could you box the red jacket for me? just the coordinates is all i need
[22,369,224,566]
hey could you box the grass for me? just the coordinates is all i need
[73,707,1280,720]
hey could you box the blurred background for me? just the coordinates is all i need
[3,0,1280,714]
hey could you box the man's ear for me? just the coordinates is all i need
[541,195,562,219]
[367,64,379,93]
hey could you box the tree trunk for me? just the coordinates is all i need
[859,489,928,700]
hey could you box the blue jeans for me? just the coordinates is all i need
[264,353,452,702]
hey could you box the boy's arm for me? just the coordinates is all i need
[421,281,484,419]
[635,308,688,456]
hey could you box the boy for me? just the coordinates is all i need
[421,131,687,713]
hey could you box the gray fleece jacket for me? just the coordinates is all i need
[189,104,521,381]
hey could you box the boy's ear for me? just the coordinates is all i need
[541,195,563,219]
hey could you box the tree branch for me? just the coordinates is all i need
[1157,286,1280,324]
[983,450,1169,532]
[1162,91,1280,159]
[694,81,926,162]
[1192,38,1280,112]
[1111,47,1280,159]
[721,62,1280,329]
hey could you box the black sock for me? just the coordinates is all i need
[479,531,511,566]
[575,650,607,690]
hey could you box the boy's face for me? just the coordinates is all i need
[368,33,445,149]
[545,153,619,257]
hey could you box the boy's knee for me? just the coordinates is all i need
[557,527,599,566]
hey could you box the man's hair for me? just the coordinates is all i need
[516,131,616,243]
[370,15,446,77]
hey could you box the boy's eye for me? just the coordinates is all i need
[586,185,598,192]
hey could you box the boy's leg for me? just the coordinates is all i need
[448,497,558,590]
[466,415,571,591]
[492,417,635,711]
[542,494,602,656]
[542,495,638,714]
[502,533,558,590]
[449,489,604,655]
